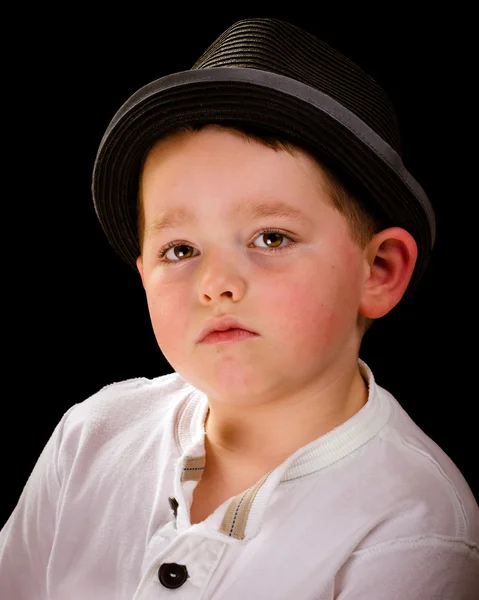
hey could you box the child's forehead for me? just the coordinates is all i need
[142,125,326,183]
[140,126,333,213]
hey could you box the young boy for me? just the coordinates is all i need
[1,17,478,600]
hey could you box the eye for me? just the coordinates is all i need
[158,229,295,264]
[252,229,293,249]
[159,243,199,262]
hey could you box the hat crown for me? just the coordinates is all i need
[192,18,401,153]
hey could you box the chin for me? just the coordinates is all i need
[178,363,268,403]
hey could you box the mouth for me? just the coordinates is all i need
[200,328,259,344]
[197,317,259,344]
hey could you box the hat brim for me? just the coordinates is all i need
[92,67,436,296]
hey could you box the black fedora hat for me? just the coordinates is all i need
[92,17,436,297]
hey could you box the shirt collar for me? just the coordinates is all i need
[175,359,390,482]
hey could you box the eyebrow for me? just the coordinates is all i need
[146,198,308,237]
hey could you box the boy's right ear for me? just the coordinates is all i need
[136,256,145,287]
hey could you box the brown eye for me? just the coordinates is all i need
[251,230,294,251]
[262,232,284,247]
[253,231,287,249]
[173,245,194,259]
[161,243,198,262]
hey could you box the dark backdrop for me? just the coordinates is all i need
[3,6,476,529]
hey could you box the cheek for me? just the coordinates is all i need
[143,283,188,352]
[266,283,336,347]
[265,255,364,346]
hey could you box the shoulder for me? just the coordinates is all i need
[57,371,201,458]
[69,371,194,419]
[360,383,479,545]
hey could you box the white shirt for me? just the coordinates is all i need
[1,361,478,599]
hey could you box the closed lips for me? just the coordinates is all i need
[197,318,258,342]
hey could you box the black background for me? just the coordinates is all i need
[3,6,476,528]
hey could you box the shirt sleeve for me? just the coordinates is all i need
[335,534,479,600]
[0,407,76,600]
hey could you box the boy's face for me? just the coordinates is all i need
[137,126,370,405]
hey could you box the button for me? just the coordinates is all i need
[158,563,188,589]
[168,496,179,517]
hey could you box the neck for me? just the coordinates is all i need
[203,362,368,477]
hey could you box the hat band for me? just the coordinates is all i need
[113,66,435,246]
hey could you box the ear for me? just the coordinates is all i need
[359,227,418,319]
[136,256,146,288]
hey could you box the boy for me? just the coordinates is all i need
[1,17,478,599]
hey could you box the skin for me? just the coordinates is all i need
[136,125,417,512]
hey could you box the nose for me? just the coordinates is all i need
[197,252,247,305]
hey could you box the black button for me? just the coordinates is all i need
[168,496,179,517]
[158,563,188,589]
